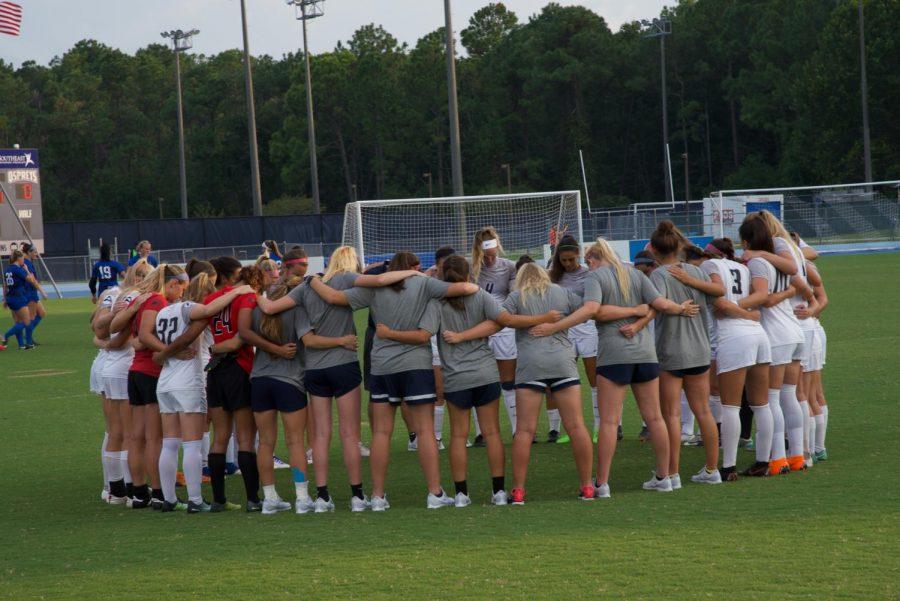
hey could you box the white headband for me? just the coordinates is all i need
[481,239,498,250]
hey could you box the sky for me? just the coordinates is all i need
[0,0,670,67]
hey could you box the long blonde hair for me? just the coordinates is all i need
[185,263,217,303]
[514,262,550,305]
[120,259,153,295]
[259,276,303,357]
[323,246,361,283]
[471,226,504,282]
[133,263,186,296]
[586,237,632,303]
[758,210,802,259]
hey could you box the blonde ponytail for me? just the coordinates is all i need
[471,226,504,282]
[586,237,632,303]
[132,263,186,296]
[514,262,550,305]
[185,271,216,303]
[323,246,361,283]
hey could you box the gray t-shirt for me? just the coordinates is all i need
[435,289,502,392]
[650,263,712,370]
[583,266,662,366]
[502,285,581,383]
[291,272,359,370]
[477,257,516,302]
[344,276,450,375]
[557,265,589,296]
[250,304,312,391]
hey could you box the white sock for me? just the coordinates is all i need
[263,484,279,501]
[101,432,110,491]
[434,405,445,441]
[591,388,600,432]
[159,437,181,503]
[780,385,804,458]
[105,450,124,483]
[120,450,132,484]
[254,431,260,453]
[473,410,482,437]
[768,389,786,461]
[547,408,561,433]
[709,394,722,424]
[800,401,811,455]
[502,387,517,434]
[680,391,694,435]
[808,411,817,456]
[295,481,310,501]
[750,404,774,464]
[822,405,829,430]
[226,432,237,464]
[721,405,740,469]
[813,414,826,452]
[201,432,210,468]
[182,440,203,504]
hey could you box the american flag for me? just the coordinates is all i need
[0,1,22,37]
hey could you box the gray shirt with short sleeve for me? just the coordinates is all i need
[501,285,581,383]
[250,303,312,391]
[557,265,589,296]
[435,289,502,392]
[583,266,662,366]
[343,276,450,375]
[650,263,712,371]
[291,272,359,370]
[477,257,516,302]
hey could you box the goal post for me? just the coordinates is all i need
[342,191,583,268]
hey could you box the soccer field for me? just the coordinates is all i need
[2,253,898,598]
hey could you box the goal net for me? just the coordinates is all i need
[342,191,583,268]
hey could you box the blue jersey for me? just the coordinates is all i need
[23,258,38,300]
[128,254,158,267]
[92,260,127,294]
[4,264,29,298]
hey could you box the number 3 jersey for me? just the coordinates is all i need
[701,258,764,343]
[156,301,211,395]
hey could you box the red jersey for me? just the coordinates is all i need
[204,286,257,374]
[129,293,168,377]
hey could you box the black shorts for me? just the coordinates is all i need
[363,326,375,392]
[444,382,501,410]
[666,364,710,378]
[251,377,308,413]
[596,363,660,385]
[206,357,252,412]
[516,377,581,393]
[305,361,362,399]
[369,369,435,405]
[127,371,159,407]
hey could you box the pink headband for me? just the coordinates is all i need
[704,243,725,258]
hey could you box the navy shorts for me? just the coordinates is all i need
[363,326,375,392]
[251,377,307,413]
[444,382,501,410]
[596,363,660,385]
[6,296,28,311]
[369,369,436,405]
[305,361,362,398]
[666,364,710,378]
[127,371,159,407]
[26,291,39,303]
[516,377,581,393]
[207,357,251,412]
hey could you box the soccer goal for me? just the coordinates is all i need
[342,191,583,268]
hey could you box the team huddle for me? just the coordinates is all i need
[83,209,831,513]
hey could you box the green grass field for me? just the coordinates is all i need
[2,253,899,598]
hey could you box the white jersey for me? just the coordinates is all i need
[774,237,817,332]
[156,301,210,394]
[100,288,136,379]
[716,259,767,340]
[748,257,803,347]
[699,259,729,347]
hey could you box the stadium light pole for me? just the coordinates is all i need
[161,29,199,220]
[444,0,464,197]
[158,197,164,219]
[288,0,323,214]
[423,172,433,197]
[240,0,263,216]
[501,163,511,194]
[858,0,872,185]
[642,18,672,205]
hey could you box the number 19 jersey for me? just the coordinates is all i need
[156,301,209,394]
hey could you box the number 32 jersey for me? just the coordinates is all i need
[156,301,210,394]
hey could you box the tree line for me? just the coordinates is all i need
[0,0,897,221]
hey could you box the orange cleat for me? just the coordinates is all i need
[768,457,790,476]
[788,455,806,472]
[176,471,186,487]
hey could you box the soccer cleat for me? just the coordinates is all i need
[306,448,314,465]
[465,439,473,448]
[768,458,790,476]
[131,496,150,509]
[691,467,722,484]
[262,498,292,515]
[510,488,526,505]
[100,489,110,503]
[804,455,814,469]
[407,435,418,452]
[471,434,485,448]
[638,425,650,442]
[108,494,128,505]
[350,495,371,512]
[209,500,241,512]
[642,473,673,492]
[742,461,770,477]
[788,455,806,472]
[187,500,211,513]
[21,344,34,350]
[617,425,623,441]
[454,492,472,508]
[491,490,508,506]
[370,495,390,512]
[594,482,611,499]
[358,442,371,458]
[556,434,571,445]
[224,462,239,476]
[426,490,455,509]
[719,466,739,482]
[682,434,703,447]
[161,500,187,512]
[436,438,445,451]
[150,497,164,511]
[814,449,828,462]
[246,500,263,513]
[175,471,186,487]
[547,430,560,443]
[739,437,754,450]
[592,430,599,444]
[670,473,682,490]
[273,455,291,470]
[295,498,314,514]
[579,485,595,501]
[314,497,336,513]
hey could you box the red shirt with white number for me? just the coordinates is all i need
[204,286,257,374]
[129,293,168,377]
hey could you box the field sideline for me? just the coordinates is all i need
[1,253,898,598]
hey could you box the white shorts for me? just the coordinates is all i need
[800,329,817,372]
[103,376,129,401]
[791,341,806,362]
[716,332,772,374]
[158,389,207,414]
[488,327,517,361]
[710,345,718,362]
[817,325,827,366]
[567,331,598,359]
[770,343,800,367]
[90,354,105,395]
[430,335,441,367]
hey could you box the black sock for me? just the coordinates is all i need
[408,432,416,442]
[110,479,126,498]
[350,483,364,500]
[316,485,330,502]
[454,480,467,496]
[739,397,754,440]
[135,484,150,501]
[237,451,260,503]
[492,476,505,494]
[208,452,227,504]
[126,482,134,498]
[151,488,164,501]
